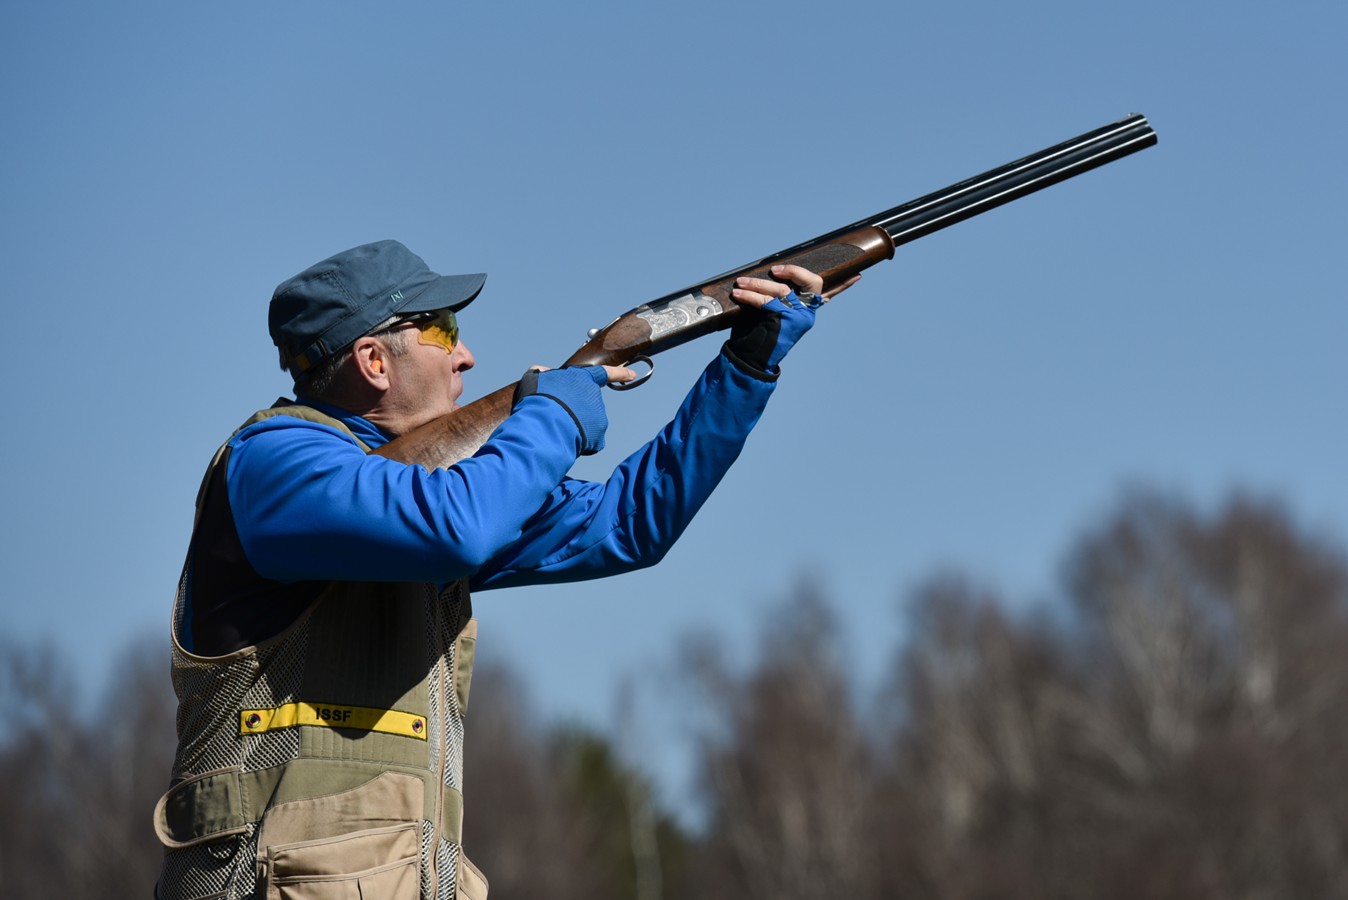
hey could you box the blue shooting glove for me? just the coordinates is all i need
[722,290,824,381]
[513,365,612,455]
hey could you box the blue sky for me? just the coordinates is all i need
[3,1,1344,810]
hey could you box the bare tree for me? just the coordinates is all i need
[1056,491,1348,897]
[462,661,579,899]
[868,490,1348,899]
[465,660,690,900]
[875,574,1075,899]
[0,636,175,900]
[682,583,879,900]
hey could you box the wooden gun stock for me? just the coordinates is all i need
[377,114,1157,469]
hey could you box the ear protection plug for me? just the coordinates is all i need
[372,359,384,374]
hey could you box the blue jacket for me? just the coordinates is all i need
[184,351,774,654]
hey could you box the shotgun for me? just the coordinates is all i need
[377,113,1157,468]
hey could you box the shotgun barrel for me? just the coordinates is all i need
[689,113,1157,287]
[878,113,1156,246]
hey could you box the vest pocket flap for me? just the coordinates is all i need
[458,853,490,900]
[256,770,425,852]
[154,767,250,849]
[267,822,420,880]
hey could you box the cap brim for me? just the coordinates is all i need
[401,272,487,314]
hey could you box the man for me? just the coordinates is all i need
[153,240,856,899]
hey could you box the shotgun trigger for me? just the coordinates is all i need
[608,356,653,391]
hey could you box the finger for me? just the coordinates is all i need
[735,275,793,299]
[822,274,862,301]
[603,365,637,385]
[731,281,789,309]
[730,287,778,308]
[769,264,824,294]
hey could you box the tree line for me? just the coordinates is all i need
[3,489,1347,898]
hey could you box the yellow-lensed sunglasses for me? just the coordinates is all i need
[375,308,459,354]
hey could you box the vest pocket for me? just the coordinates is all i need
[264,822,419,900]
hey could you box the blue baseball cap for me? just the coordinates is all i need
[270,240,486,375]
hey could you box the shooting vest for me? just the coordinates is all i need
[154,403,488,900]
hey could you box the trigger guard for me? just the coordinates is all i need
[608,356,653,391]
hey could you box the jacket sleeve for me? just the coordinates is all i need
[225,392,589,584]
[469,350,775,590]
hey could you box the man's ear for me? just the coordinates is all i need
[351,337,390,388]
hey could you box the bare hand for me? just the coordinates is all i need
[730,264,861,308]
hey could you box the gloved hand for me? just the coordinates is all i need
[513,365,611,455]
[722,290,822,380]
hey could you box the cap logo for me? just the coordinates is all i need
[390,290,404,303]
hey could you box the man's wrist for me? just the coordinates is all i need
[720,341,780,382]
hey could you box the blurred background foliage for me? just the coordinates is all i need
[4,486,1347,899]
